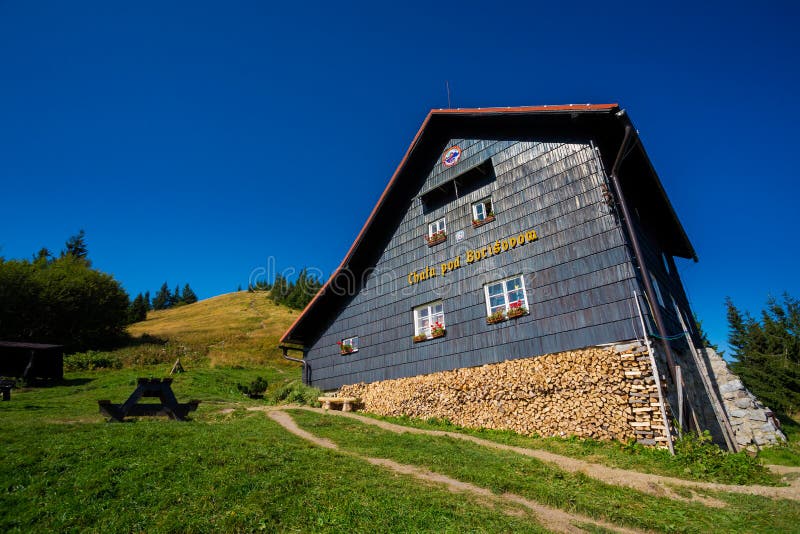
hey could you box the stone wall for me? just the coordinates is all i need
[338,341,671,446]
[700,347,786,449]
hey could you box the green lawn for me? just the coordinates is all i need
[289,409,800,534]
[361,414,781,485]
[0,370,546,533]
[758,415,800,466]
[2,367,799,533]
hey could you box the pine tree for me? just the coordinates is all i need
[63,229,90,265]
[270,274,288,305]
[129,293,148,323]
[181,283,198,304]
[727,294,800,416]
[143,291,151,310]
[33,247,53,266]
[269,268,322,310]
[152,282,171,310]
[693,313,720,353]
[171,284,182,307]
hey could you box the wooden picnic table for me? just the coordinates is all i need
[99,377,199,421]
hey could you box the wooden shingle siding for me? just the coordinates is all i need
[627,214,699,347]
[306,138,643,391]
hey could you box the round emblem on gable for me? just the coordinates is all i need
[442,145,462,167]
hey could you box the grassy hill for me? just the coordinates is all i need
[127,290,298,367]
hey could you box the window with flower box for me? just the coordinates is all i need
[426,218,447,246]
[483,275,529,324]
[472,197,495,227]
[337,336,358,355]
[413,301,445,342]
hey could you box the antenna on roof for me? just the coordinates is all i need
[446,80,452,109]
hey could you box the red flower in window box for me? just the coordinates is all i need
[430,321,445,338]
[507,300,528,319]
[336,341,354,355]
[424,230,447,246]
[472,213,495,228]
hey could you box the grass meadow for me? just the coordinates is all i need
[2,292,798,533]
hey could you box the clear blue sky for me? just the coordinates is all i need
[1,1,798,353]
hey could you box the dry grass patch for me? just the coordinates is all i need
[127,291,298,367]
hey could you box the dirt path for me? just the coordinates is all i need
[263,408,642,534]
[281,406,800,504]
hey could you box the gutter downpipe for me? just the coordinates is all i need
[280,345,309,385]
[608,119,677,381]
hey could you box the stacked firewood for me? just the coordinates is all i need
[338,342,668,445]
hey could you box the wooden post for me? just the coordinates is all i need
[676,365,683,437]
[672,300,738,452]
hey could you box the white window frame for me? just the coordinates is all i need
[340,336,359,353]
[413,300,444,338]
[428,218,446,238]
[472,197,493,221]
[483,275,529,316]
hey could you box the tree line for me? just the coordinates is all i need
[127,282,198,323]
[726,293,800,417]
[248,267,322,310]
[0,231,129,351]
[0,231,201,348]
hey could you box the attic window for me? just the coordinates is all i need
[420,159,496,214]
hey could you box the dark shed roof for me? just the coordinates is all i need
[281,104,695,345]
[0,341,64,350]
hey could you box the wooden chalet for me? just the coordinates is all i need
[281,104,700,391]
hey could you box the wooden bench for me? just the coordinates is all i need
[318,396,360,412]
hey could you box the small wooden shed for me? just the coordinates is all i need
[0,341,64,380]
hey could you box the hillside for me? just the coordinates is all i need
[127,291,299,367]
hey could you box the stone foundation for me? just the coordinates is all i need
[338,341,671,446]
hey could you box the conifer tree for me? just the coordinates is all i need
[33,247,53,266]
[268,268,322,310]
[270,274,289,305]
[63,229,90,265]
[129,293,148,323]
[144,291,151,310]
[727,294,800,416]
[181,283,198,304]
[152,282,171,310]
[171,284,182,306]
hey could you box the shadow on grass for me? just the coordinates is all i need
[7,377,94,389]
[56,377,94,387]
[116,333,169,348]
